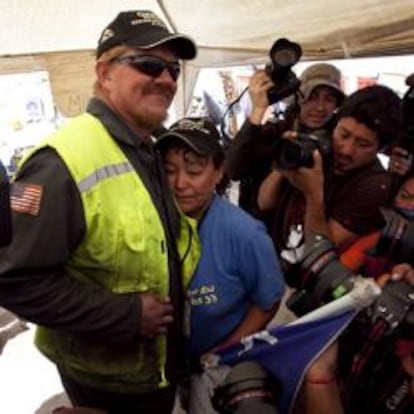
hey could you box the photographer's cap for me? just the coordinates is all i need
[300,63,344,102]
[157,117,224,158]
[97,10,197,60]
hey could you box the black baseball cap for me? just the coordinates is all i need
[97,10,197,60]
[157,117,224,158]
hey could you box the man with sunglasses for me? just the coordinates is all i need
[0,10,200,413]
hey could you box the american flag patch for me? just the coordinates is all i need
[10,183,43,216]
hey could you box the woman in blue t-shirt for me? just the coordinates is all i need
[157,116,285,413]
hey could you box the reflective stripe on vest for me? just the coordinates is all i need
[78,161,133,193]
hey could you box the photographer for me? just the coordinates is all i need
[258,85,401,268]
[225,62,345,216]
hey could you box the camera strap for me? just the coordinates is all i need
[351,280,413,377]
[349,318,388,376]
[344,280,414,413]
[343,337,413,414]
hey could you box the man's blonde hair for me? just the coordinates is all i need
[94,45,131,96]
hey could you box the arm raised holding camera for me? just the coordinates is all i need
[225,70,279,181]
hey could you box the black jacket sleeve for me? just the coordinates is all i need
[225,119,285,180]
[0,148,141,344]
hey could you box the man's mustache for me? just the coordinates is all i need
[143,85,175,101]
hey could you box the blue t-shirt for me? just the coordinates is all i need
[187,195,285,355]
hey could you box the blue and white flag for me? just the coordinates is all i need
[215,278,381,414]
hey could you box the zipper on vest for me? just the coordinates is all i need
[161,240,166,254]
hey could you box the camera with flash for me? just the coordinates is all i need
[265,38,302,105]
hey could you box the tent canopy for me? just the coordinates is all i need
[1,0,414,116]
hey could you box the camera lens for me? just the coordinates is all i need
[271,49,298,67]
[269,38,302,69]
[273,135,317,170]
[266,38,302,105]
[213,361,281,414]
[285,234,356,315]
[275,141,307,169]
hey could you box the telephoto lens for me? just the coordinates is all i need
[285,234,356,316]
[212,361,281,414]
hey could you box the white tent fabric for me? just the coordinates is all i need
[2,0,414,61]
[1,0,414,116]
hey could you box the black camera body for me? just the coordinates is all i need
[272,132,332,170]
[266,71,301,107]
[265,38,302,105]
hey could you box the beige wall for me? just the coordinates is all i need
[0,51,95,118]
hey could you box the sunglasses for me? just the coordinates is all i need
[112,54,181,81]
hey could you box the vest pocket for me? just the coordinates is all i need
[113,211,167,294]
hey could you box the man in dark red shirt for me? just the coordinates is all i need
[258,85,402,271]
